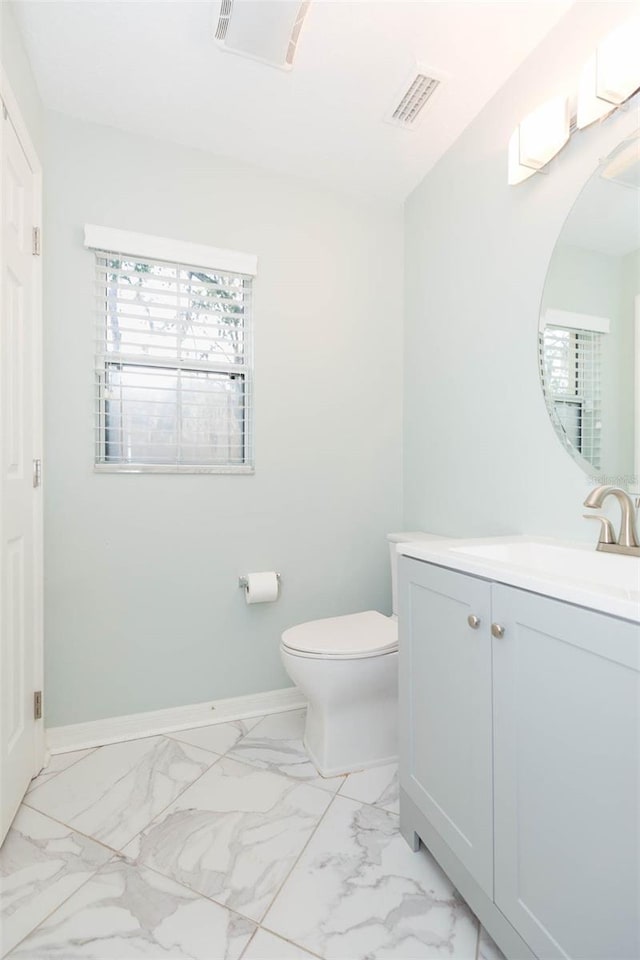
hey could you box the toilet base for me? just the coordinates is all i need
[281,646,398,777]
[304,733,397,779]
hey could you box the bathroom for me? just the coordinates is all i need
[0,0,638,957]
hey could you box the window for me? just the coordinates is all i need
[88,228,255,473]
[539,326,602,470]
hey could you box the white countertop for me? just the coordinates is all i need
[398,535,640,624]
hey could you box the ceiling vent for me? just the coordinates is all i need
[215,0,233,41]
[213,0,311,71]
[386,67,445,129]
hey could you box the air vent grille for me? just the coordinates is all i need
[390,74,440,126]
[215,0,234,41]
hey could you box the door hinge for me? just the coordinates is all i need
[32,226,41,256]
[32,458,42,488]
[34,691,43,721]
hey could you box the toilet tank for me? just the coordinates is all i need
[387,532,444,616]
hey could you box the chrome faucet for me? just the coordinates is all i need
[583,485,640,557]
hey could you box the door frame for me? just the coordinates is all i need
[0,64,45,774]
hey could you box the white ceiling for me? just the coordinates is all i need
[13,0,574,203]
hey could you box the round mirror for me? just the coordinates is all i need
[539,130,640,492]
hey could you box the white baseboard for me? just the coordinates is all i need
[47,686,306,754]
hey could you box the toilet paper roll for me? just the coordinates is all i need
[244,571,279,604]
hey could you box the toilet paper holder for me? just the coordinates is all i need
[238,573,281,589]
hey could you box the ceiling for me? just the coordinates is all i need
[13,0,574,203]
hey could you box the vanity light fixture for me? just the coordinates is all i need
[518,96,570,171]
[577,18,640,129]
[508,96,570,186]
[508,128,536,185]
[508,15,640,185]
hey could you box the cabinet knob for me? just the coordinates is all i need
[491,623,506,639]
[467,614,481,629]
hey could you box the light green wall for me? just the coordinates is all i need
[43,112,403,725]
[404,1,640,539]
[0,1,43,153]
[11,0,640,727]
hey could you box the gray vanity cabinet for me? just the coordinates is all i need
[398,559,494,896]
[399,556,640,960]
[492,583,639,960]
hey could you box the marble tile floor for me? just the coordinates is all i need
[1,708,506,960]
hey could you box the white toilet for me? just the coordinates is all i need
[280,532,436,777]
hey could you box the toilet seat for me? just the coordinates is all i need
[281,610,397,660]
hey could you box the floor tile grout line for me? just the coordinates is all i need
[254,790,340,932]
[166,709,346,799]
[115,762,342,933]
[257,922,326,960]
[0,860,109,960]
[172,709,358,803]
[17,721,339,925]
[118,856,262,931]
[22,742,225,859]
[18,802,126,858]
[205,750,345,800]
[115,745,226,853]
[237,924,260,960]
[26,746,100,798]
[13,715,420,960]
[34,787,468,960]
[121,749,343,879]
[4,844,262,957]
[2,852,264,959]
[256,791,472,959]
[164,732,229,756]
[8,729,474,960]
[23,715,317,865]
[124,748,342,862]
[164,715,266,756]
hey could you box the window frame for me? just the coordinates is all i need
[86,227,256,475]
[540,325,602,471]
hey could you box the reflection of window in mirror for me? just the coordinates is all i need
[539,326,603,469]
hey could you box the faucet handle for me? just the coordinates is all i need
[582,514,617,545]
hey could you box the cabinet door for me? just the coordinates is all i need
[492,584,640,960]
[399,558,493,895]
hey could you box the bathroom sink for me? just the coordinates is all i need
[450,540,640,591]
[398,536,640,622]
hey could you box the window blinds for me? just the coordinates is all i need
[539,326,602,469]
[94,251,253,472]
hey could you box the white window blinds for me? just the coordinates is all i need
[94,250,254,472]
[539,326,602,470]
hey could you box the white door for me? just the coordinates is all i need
[0,97,44,844]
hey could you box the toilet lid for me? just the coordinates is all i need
[281,611,398,659]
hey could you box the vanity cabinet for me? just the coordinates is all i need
[398,561,494,894]
[399,556,640,960]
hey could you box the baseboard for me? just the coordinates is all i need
[46,686,306,754]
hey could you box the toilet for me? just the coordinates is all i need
[280,532,437,777]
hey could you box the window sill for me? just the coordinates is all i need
[94,463,255,476]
